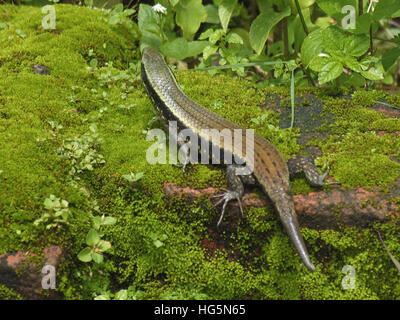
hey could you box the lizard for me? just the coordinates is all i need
[141,46,337,272]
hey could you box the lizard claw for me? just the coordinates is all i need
[173,162,188,172]
[318,161,340,186]
[213,190,244,226]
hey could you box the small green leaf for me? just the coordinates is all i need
[115,289,128,300]
[92,252,104,264]
[97,240,112,252]
[77,247,92,262]
[89,59,98,67]
[202,45,218,60]
[15,29,26,39]
[104,216,117,225]
[133,172,144,181]
[226,32,243,44]
[199,28,214,40]
[86,228,100,246]
[209,29,225,44]
[153,239,164,248]
[301,27,325,66]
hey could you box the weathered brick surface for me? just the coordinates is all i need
[0,245,63,299]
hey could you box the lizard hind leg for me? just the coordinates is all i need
[287,155,339,187]
[213,164,254,226]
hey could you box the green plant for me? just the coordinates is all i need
[107,3,139,37]
[58,124,105,178]
[137,0,400,87]
[34,194,72,229]
[77,215,116,264]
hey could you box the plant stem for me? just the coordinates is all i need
[282,18,289,60]
[358,0,364,15]
[369,24,373,55]
[294,0,309,35]
[290,70,295,131]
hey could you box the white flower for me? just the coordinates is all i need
[367,0,379,13]
[152,3,167,15]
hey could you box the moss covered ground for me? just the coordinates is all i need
[0,4,400,300]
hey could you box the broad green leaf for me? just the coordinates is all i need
[309,55,334,72]
[373,0,400,20]
[86,228,100,246]
[218,0,237,32]
[359,57,384,80]
[160,37,188,59]
[337,73,366,88]
[353,14,372,35]
[382,47,400,71]
[290,0,315,12]
[316,0,357,20]
[170,0,180,6]
[321,26,346,54]
[322,26,369,57]
[343,33,369,57]
[360,68,384,81]
[301,27,324,66]
[342,55,362,73]
[77,247,92,262]
[205,4,220,23]
[256,0,273,13]
[176,0,207,40]
[138,4,162,50]
[186,41,209,56]
[318,60,343,84]
[249,7,291,55]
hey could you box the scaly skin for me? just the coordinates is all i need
[141,46,317,272]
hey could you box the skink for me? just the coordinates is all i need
[141,46,334,272]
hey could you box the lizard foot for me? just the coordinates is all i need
[212,189,244,226]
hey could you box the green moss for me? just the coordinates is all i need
[1,3,400,301]
[0,285,23,300]
[351,89,386,107]
[318,132,400,187]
